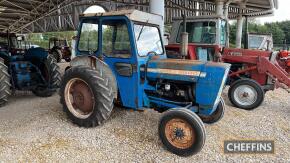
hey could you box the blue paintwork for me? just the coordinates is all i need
[0,48,50,90]
[75,15,231,116]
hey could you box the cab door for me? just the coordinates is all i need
[100,17,139,109]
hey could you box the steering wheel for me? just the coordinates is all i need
[147,51,158,56]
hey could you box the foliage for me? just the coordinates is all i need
[26,31,76,49]
[229,19,288,46]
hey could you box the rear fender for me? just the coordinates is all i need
[24,47,48,61]
[70,56,118,99]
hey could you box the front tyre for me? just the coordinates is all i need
[228,79,264,110]
[199,98,225,124]
[159,108,206,156]
[60,66,115,127]
[32,55,61,97]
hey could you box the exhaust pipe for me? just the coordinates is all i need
[180,14,188,59]
[244,16,249,49]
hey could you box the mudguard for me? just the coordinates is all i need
[24,47,48,61]
[70,55,118,99]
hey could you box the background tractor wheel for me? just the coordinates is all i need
[228,79,265,110]
[199,98,225,124]
[60,66,115,127]
[0,58,11,107]
[159,108,206,156]
[65,58,71,62]
[52,51,61,63]
[32,55,61,97]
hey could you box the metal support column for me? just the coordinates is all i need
[149,0,165,36]
[216,0,224,16]
[235,13,244,48]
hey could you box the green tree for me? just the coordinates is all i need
[265,23,285,44]
[276,21,290,43]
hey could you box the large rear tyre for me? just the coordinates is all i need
[32,55,61,97]
[159,108,206,156]
[60,66,115,127]
[228,79,264,110]
[199,98,225,124]
[0,58,11,107]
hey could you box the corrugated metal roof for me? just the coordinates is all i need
[0,0,278,33]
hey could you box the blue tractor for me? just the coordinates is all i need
[0,33,61,107]
[60,10,230,156]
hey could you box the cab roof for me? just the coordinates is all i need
[80,10,162,26]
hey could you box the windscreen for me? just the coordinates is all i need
[0,36,8,47]
[134,24,163,56]
[0,35,17,48]
[177,21,217,44]
[78,20,99,53]
[249,35,264,49]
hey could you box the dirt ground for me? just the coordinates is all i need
[0,63,289,162]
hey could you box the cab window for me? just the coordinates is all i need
[78,20,99,52]
[177,21,217,44]
[134,24,163,56]
[220,20,227,46]
[102,20,131,58]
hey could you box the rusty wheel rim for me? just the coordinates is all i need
[64,78,95,119]
[165,118,195,149]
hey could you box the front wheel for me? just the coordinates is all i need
[199,98,225,124]
[228,79,265,110]
[159,108,206,156]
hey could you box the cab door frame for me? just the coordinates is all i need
[99,16,140,109]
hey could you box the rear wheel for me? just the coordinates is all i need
[0,58,11,107]
[199,98,225,124]
[32,55,61,97]
[159,108,206,156]
[228,79,264,110]
[65,58,71,62]
[60,66,115,127]
[52,51,61,63]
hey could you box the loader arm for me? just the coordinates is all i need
[257,56,290,88]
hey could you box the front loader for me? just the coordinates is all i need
[59,10,230,156]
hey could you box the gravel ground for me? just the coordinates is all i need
[0,62,289,162]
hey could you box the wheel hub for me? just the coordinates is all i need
[165,118,195,149]
[242,92,249,97]
[72,92,84,109]
[174,128,185,139]
[234,85,258,106]
[64,78,95,119]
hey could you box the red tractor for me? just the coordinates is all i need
[48,37,71,62]
[166,15,290,110]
